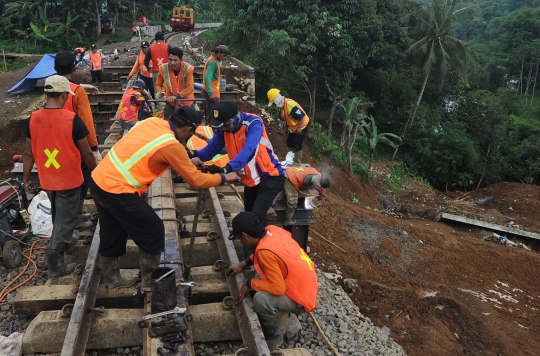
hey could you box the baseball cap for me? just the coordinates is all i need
[54,50,76,68]
[44,75,75,95]
[209,100,238,128]
[141,41,150,48]
[91,44,97,49]
[132,79,145,89]
[228,212,265,240]
[155,31,165,40]
[171,106,199,129]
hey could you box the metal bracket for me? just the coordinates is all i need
[213,260,228,272]
[222,296,238,310]
[202,209,213,218]
[207,231,220,242]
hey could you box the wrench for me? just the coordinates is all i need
[179,282,196,288]
[140,306,187,321]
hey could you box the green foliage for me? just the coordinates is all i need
[352,160,371,182]
[384,164,405,192]
[308,122,338,161]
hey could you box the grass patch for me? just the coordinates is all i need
[384,163,405,192]
[1,57,38,73]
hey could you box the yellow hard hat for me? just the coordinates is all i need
[267,88,280,105]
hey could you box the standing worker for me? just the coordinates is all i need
[276,166,330,226]
[144,31,171,86]
[84,44,106,93]
[128,41,154,100]
[155,47,194,119]
[23,75,97,279]
[226,212,318,350]
[90,107,238,290]
[202,45,229,122]
[267,89,310,166]
[117,79,152,130]
[189,101,285,226]
[132,25,137,36]
[54,50,101,231]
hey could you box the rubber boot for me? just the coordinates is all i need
[82,211,91,221]
[283,208,296,226]
[98,82,106,93]
[75,200,94,231]
[139,248,161,290]
[293,149,302,167]
[266,333,284,351]
[100,255,138,289]
[46,250,76,279]
[65,230,80,255]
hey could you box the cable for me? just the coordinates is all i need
[309,311,341,356]
[0,228,32,246]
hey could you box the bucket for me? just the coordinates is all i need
[220,74,227,92]
[150,267,177,312]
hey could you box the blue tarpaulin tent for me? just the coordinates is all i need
[7,54,56,95]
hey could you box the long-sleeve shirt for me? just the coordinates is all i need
[129,51,152,78]
[204,59,219,96]
[196,113,264,172]
[71,81,98,149]
[245,249,287,296]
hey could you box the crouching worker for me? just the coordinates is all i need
[226,212,318,350]
[90,107,238,290]
[117,79,152,130]
[23,75,97,279]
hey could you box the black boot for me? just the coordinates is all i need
[100,255,138,289]
[139,248,160,290]
[65,230,80,255]
[46,250,76,279]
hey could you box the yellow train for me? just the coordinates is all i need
[170,6,194,32]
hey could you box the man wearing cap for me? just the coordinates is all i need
[277,166,330,226]
[226,212,318,350]
[90,106,238,290]
[23,75,97,279]
[73,47,85,65]
[267,89,310,166]
[189,100,285,226]
[55,50,100,231]
[117,79,152,130]
[84,45,106,93]
[155,47,195,119]
[202,44,229,122]
[144,31,172,86]
[128,41,154,100]
[186,112,229,167]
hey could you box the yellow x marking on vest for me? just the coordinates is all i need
[44,148,60,169]
[300,248,313,271]
[294,167,305,172]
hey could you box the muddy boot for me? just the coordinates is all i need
[283,208,296,226]
[139,248,161,290]
[46,250,76,279]
[100,255,138,289]
[75,199,94,231]
[98,83,106,93]
[266,333,284,351]
[65,230,80,255]
[293,149,302,167]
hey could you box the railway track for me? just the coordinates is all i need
[14,31,314,356]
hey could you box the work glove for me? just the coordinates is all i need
[93,150,102,164]
[187,150,197,159]
[318,187,325,200]
[206,164,232,174]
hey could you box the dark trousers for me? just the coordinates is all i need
[90,179,164,257]
[286,124,309,151]
[91,70,103,83]
[244,175,286,226]
[139,74,155,99]
[201,90,220,122]
[80,162,92,200]
[46,188,80,251]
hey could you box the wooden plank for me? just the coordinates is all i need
[441,213,540,241]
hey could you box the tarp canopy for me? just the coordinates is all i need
[7,54,56,95]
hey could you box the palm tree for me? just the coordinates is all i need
[392,0,479,160]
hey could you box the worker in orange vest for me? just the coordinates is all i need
[202,44,229,122]
[226,212,318,350]
[267,88,310,166]
[90,107,238,290]
[23,75,97,279]
[186,112,229,167]
[144,31,171,85]
[155,47,194,119]
[117,79,152,130]
[128,41,154,99]
[276,166,330,226]
[73,47,85,65]
[84,44,106,93]
[132,25,137,36]
[55,50,102,231]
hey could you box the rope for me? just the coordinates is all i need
[309,311,341,356]
[228,182,244,203]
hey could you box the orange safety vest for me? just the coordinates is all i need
[202,55,221,98]
[286,166,321,191]
[223,113,282,187]
[89,52,102,71]
[137,51,152,77]
[118,88,144,122]
[91,118,178,195]
[160,62,194,107]
[29,108,83,191]
[280,98,310,132]
[253,225,318,312]
[63,82,80,114]
[150,42,169,71]
[186,125,229,166]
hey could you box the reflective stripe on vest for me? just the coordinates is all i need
[162,62,194,106]
[108,133,176,188]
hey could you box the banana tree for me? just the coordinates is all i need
[360,115,402,170]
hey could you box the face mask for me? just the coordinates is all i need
[273,94,284,108]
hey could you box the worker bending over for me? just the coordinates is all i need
[117,79,152,130]
[267,89,310,166]
[189,101,285,226]
[277,166,330,226]
[23,75,97,279]
[202,45,229,122]
[226,212,318,350]
[90,107,238,290]
[128,41,154,100]
[155,47,194,119]
[144,31,171,85]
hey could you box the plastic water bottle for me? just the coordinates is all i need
[220,75,227,92]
